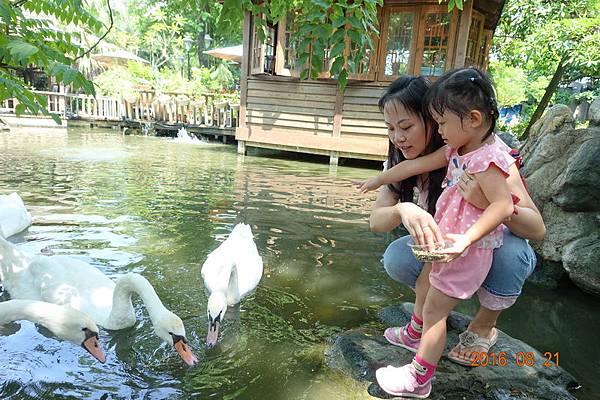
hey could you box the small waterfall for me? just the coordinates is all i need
[175,127,207,144]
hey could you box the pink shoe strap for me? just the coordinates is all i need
[413,355,437,384]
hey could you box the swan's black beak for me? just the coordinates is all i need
[81,328,106,363]
[172,333,198,366]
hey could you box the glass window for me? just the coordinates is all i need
[419,12,452,77]
[465,12,484,67]
[384,12,415,76]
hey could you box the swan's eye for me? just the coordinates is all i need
[168,331,173,335]
[82,327,88,332]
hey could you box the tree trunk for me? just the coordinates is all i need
[522,60,567,139]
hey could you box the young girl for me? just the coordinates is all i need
[361,68,516,398]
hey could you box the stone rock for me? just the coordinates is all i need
[524,105,574,148]
[527,258,567,289]
[589,97,600,126]
[520,106,600,294]
[497,131,520,149]
[325,303,580,400]
[562,233,600,296]
[554,137,600,212]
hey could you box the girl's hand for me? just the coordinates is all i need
[458,172,489,210]
[352,176,383,193]
[437,233,472,261]
[396,202,445,248]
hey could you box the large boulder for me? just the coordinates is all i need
[325,303,580,399]
[520,105,600,295]
[588,97,600,126]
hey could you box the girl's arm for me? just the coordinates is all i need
[444,166,514,255]
[356,146,448,193]
[369,185,444,245]
[458,163,545,240]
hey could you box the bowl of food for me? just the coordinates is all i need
[408,240,450,262]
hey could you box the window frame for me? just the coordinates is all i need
[249,4,461,82]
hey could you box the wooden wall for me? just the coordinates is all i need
[340,86,387,143]
[237,77,389,160]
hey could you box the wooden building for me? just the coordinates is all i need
[235,0,506,164]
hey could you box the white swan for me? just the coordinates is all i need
[201,223,263,346]
[0,192,32,238]
[0,237,197,365]
[0,299,106,362]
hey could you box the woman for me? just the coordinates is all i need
[370,76,545,364]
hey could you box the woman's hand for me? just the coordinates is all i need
[396,202,445,248]
[353,176,383,193]
[437,233,472,261]
[458,172,489,210]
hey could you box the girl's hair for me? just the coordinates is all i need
[378,76,445,215]
[426,67,499,141]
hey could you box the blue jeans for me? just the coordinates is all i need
[382,228,536,310]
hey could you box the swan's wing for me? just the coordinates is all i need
[201,248,234,295]
[29,255,114,319]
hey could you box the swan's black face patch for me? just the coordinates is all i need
[208,311,222,330]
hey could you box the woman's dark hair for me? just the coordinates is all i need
[378,76,445,215]
[426,67,499,141]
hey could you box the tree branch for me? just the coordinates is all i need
[10,0,28,8]
[74,0,113,61]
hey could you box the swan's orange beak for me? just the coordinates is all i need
[82,334,106,363]
[174,337,198,366]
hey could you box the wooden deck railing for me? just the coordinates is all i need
[0,90,240,128]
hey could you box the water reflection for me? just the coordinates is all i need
[0,129,598,399]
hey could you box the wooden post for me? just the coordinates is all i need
[237,139,246,155]
[238,11,251,131]
[453,0,473,68]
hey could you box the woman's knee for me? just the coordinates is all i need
[382,236,422,287]
[483,229,536,298]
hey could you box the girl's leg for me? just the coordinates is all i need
[383,237,430,351]
[418,286,460,367]
[413,262,431,319]
[383,263,431,351]
[376,287,459,398]
[448,229,536,364]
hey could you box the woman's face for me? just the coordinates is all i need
[383,101,429,160]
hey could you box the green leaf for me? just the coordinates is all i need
[7,40,39,59]
[448,0,456,12]
[329,41,346,59]
[15,103,27,115]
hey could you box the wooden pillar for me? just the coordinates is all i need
[237,11,251,137]
[237,140,246,155]
[453,0,473,68]
[329,151,339,166]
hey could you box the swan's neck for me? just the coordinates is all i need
[107,273,167,329]
[0,299,59,328]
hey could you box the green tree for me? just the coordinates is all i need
[0,0,108,122]
[494,0,600,137]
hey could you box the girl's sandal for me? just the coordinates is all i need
[447,327,498,366]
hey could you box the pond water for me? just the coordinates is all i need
[0,128,598,399]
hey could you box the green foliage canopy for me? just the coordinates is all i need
[0,0,106,122]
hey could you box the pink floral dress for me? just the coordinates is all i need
[429,138,515,299]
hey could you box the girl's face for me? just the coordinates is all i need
[383,101,429,160]
[431,109,467,148]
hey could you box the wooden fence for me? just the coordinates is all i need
[0,90,240,128]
